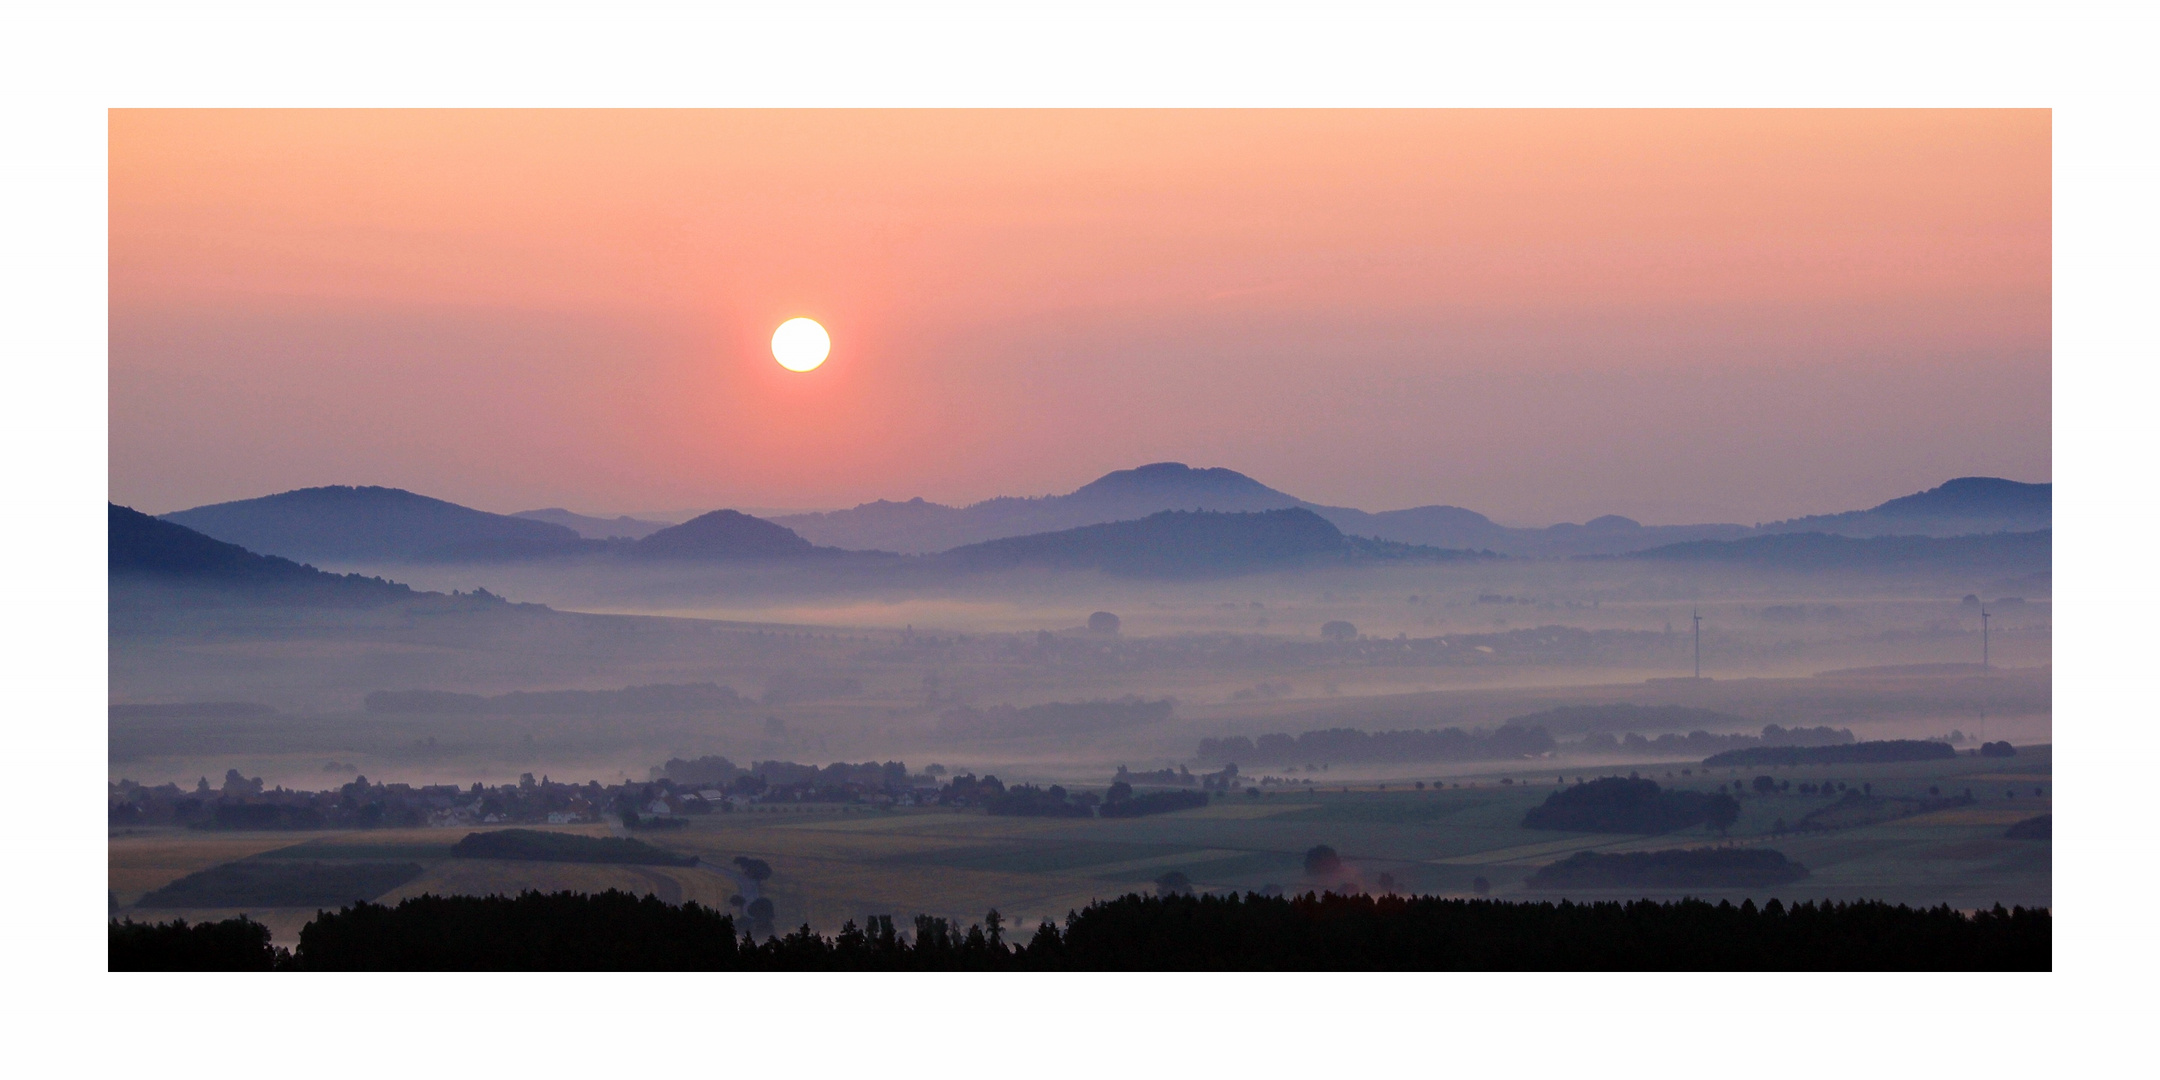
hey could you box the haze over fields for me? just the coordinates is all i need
[106,110,2051,943]
[108,468,2054,934]
[113,466,2052,787]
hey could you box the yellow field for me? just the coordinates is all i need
[108,830,318,903]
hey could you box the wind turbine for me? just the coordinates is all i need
[1692,607,1702,680]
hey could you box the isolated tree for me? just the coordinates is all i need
[1088,611,1121,634]
[1320,620,1358,642]
[732,856,773,883]
[1752,775,1778,796]
[1304,845,1343,877]
[1705,793,1741,836]
[1106,781,1133,803]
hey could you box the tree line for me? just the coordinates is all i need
[1196,725,1555,766]
[111,888,2050,971]
[1702,740,1957,768]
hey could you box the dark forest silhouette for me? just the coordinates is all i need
[111,888,2050,971]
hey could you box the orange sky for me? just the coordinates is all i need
[109,110,2049,524]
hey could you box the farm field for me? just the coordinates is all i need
[110,746,2050,946]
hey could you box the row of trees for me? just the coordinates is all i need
[113,889,2051,970]
[1573,724,1856,756]
[1702,740,1957,768]
[1196,725,1556,766]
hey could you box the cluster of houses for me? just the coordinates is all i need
[109,759,1068,831]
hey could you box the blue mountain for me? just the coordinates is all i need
[164,485,583,563]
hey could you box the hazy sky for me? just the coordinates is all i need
[110,110,2049,525]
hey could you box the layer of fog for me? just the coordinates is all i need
[110,557,2050,792]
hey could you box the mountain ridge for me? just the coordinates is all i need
[631,509,828,560]
[1755,477,2050,537]
[512,508,670,540]
[770,462,2040,556]
[110,503,420,605]
[159,465,2051,566]
[934,508,1489,578]
[165,485,584,563]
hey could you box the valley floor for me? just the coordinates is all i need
[111,745,2051,947]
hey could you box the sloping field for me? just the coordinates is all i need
[109,830,323,904]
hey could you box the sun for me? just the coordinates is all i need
[771,317,830,372]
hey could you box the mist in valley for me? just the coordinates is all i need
[110,549,2050,795]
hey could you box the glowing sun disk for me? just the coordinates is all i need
[772,317,830,372]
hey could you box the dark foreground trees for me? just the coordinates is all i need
[114,888,2050,971]
[110,915,285,970]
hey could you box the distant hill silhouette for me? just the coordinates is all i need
[773,461,2037,557]
[166,468,2054,566]
[935,508,1481,578]
[110,503,417,604]
[770,462,1750,556]
[1311,506,1754,557]
[769,497,976,554]
[1757,477,2050,537]
[1623,530,2050,573]
[631,509,822,560]
[512,508,669,540]
[164,486,585,563]
[772,463,1308,554]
